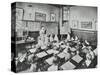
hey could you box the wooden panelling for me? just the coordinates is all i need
[28,31,39,41]
[71,29,97,47]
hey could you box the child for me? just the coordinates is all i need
[48,55,58,71]
[28,55,38,72]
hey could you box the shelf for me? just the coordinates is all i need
[62,20,69,22]
[21,20,58,23]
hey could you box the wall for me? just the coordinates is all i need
[71,29,97,45]
[59,7,70,34]
[59,6,97,34]
[70,6,97,31]
[16,2,59,22]
[70,6,97,45]
[15,2,60,37]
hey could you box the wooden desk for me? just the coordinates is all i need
[15,40,35,55]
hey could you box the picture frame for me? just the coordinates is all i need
[16,8,24,21]
[23,7,34,21]
[50,13,56,22]
[35,12,46,21]
[72,20,79,28]
[81,21,92,29]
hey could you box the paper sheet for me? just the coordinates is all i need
[36,52,47,58]
[29,48,36,53]
[60,61,76,70]
[45,56,55,65]
[48,65,58,71]
[72,54,83,63]
[57,52,66,58]
[47,49,59,54]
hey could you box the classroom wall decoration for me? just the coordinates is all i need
[16,8,24,21]
[81,21,92,29]
[35,12,46,21]
[50,13,56,22]
[72,20,79,28]
[23,7,34,21]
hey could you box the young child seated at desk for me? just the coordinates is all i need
[28,55,38,72]
[16,51,30,72]
[47,55,58,71]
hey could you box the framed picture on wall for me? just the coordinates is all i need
[16,8,24,21]
[81,21,92,29]
[35,12,46,21]
[23,7,34,21]
[50,13,56,22]
[72,20,79,28]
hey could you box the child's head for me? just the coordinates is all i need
[53,55,58,65]
[41,26,45,30]
[32,55,38,64]
[40,26,46,34]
